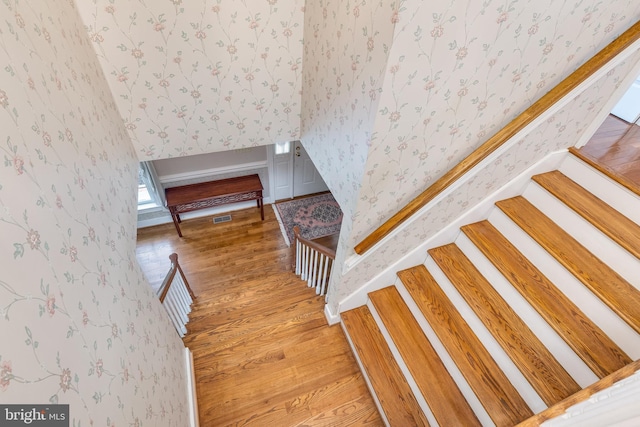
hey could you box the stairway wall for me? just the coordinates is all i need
[0,1,190,424]
[332,48,640,318]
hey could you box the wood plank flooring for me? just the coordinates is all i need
[580,115,640,184]
[136,207,382,426]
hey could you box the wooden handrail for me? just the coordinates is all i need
[516,359,640,426]
[354,20,640,255]
[293,226,336,259]
[158,253,196,303]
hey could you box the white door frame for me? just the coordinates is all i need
[268,142,294,201]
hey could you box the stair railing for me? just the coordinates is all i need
[293,226,335,296]
[157,253,196,337]
[517,359,640,426]
[354,20,640,256]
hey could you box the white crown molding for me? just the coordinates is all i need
[158,161,269,184]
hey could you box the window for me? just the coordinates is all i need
[275,141,291,155]
[137,165,159,210]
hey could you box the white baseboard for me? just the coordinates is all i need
[324,303,341,325]
[137,198,273,229]
[185,347,199,427]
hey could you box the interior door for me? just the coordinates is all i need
[293,143,329,197]
[273,142,293,201]
[611,75,640,123]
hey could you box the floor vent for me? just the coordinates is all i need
[213,215,232,224]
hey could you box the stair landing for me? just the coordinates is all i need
[578,114,640,190]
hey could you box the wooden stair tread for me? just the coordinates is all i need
[461,220,632,378]
[497,196,640,334]
[569,147,640,198]
[429,244,581,406]
[369,286,481,426]
[341,306,429,426]
[533,170,640,260]
[398,265,533,426]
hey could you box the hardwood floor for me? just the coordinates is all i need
[580,115,640,185]
[136,207,382,426]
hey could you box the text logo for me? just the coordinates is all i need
[0,405,68,426]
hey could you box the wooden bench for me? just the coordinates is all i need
[165,174,264,237]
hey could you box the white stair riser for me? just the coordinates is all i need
[488,208,640,360]
[523,182,640,290]
[454,232,597,388]
[366,300,438,426]
[423,256,548,413]
[559,155,640,223]
[394,281,495,426]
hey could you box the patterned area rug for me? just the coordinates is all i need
[273,193,343,246]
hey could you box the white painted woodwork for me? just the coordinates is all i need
[366,300,439,426]
[488,208,640,360]
[424,255,548,413]
[542,371,640,427]
[294,237,333,296]
[159,265,194,338]
[293,143,329,197]
[559,155,640,223]
[610,75,640,123]
[523,182,640,289]
[185,348,200,427]
[393,280,495,426]
[273,143,294,201]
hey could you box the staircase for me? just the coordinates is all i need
[341,152,640,426]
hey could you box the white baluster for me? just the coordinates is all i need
[295,239,301,275]
[170,292,187,337]
[315,255,325,295]
[319,258,331,296]
[158,253,195,338]
[163,295,184,337]
[302,245,309,281]
[308,249,318,288]
[170,286,188,326]
[175,275,192,314]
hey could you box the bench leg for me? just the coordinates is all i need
[171,213,183,237]
[260,198,264,220]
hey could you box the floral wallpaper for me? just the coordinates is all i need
[0,0,188,425]
[352,0,640,242]
[75,0,304,160]
[301,0,397,217]
[299,0,398,290]
[296,0,640,312]
[332,51,640,310]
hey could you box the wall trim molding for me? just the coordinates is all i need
[158,160,269,184]
[324,303,341,325]
[137,198,274,229]
[185,348,200,427]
